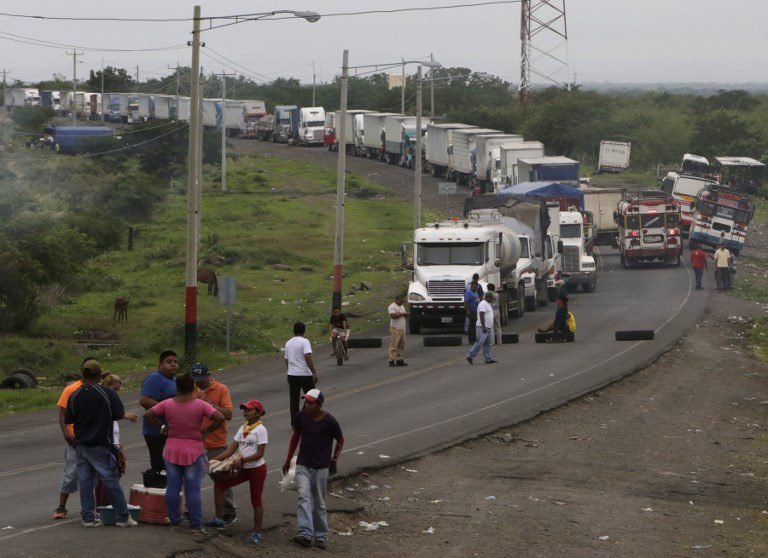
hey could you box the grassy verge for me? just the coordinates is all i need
[0,152,412,403]
[0,389,59,417]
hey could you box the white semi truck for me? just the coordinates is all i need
[298,106,326,146]
[425,123,477,177]
[362,113,398,159]
[403,196,555,333]
[450,128,503,185]
[558,210,597,292]
[494,141,545,187]
[474,134,523,192]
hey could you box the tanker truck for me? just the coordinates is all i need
[403,196,551,333]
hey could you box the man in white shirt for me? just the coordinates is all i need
[284,322,319,426]
[466,292,497,364]
[487,283,502,345]
[713,244,732,292]
[387,295,408,367]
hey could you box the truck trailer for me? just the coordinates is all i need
[425,123,476,178]
[450,128,503,185]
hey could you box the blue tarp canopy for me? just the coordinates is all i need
[498,181,584,210]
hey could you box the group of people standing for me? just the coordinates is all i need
[55,346,344,550]
[690,242,735,292]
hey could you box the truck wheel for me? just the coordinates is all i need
[408,316,421,335]
[525,296,537,312]
[582,281,596,293]
[511,288,525,319]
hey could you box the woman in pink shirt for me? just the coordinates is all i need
[144,372,224,532]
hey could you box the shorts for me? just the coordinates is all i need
[59,445,79,494]
[214,464,267,508]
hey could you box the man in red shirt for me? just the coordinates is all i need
[690,243,707,290]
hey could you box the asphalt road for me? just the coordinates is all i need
[0,142,707,555]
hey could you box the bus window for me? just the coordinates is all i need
[666,213,681,227]
[733,209,751,224]
[641,214,663,228]
[626,215,640,229]
[715,206,735,220]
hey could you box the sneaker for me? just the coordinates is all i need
[396,360,408,366]
[246,531,262,545]
[204,517,225,528]
[115,517,138,528]
[388,360,396,367]
[293,535,313,547]
[466,356,473,364]
[315,539,328,549]
[52,506,68,519]
[82,520,102,528]
[222,513,238,526]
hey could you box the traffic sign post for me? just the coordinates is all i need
[218,277,236,358]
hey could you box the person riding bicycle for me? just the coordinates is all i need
[328,307,349,360]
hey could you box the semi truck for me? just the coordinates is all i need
[597,140,631,173]
[474,134,523,192]
[298,106,326,146]
[516,156,579,184]
[403,195,556,333]
[559,210,597,292]
[362,113,398,159]
[581,187,626,246]
[450,128,503,185]
[273,105,299,143]
[425,123,477,178]
[384,115,425,165]
[615,191,683,267]
[494,141,545,187]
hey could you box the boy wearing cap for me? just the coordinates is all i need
[207,400,268,545]
[282,389,344,549]
[192,363,236,524]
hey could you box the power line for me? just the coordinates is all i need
[0,29,187,52]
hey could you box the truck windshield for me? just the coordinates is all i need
[417,243,485,266]
[307,120,324,127]
[560,224,582,239]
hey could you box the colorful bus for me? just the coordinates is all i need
[660,172,717,235]
[615,191,683,267]
[689,185,754,255]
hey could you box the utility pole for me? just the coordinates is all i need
[401,58,406,114]
[1,69,9,108]
[167,63,181,118]
[100,59,104,120]
[430,53,435,118]
[135,65,140,90]
[332,49,349,311]
[414,65,423,229]
[312,60,316,106]
[185,6,202,366]
[66,50,83,125]
[220,70,235,192]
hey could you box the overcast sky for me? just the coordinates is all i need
[1,0,766,90]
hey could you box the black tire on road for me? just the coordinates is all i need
[501,333,519,344]
[12,368,38,386]
[615,330,655,341]
[423,336,463,347]
[534,332,552,343]
[347,338,383,349]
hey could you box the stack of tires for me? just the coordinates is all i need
[0,369,38,389]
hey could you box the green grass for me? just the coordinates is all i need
[0,388,60,417]
[0,153,413,396]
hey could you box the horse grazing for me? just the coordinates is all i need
[197,268,219,296]
[113,297,129,324]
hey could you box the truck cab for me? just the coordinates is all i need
[298,107,325,146]
[558,211,597,292]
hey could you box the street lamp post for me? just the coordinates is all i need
[332,49,349,311]
[184,6,320,365]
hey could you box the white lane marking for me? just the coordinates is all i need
[0,519,77,542]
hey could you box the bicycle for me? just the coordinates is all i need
[331,329,349,366]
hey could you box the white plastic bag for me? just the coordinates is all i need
[280,456,298,492]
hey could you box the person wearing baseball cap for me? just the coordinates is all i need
[206,399,268,545]
[282,389,344,549]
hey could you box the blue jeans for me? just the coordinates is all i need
[75,445,128,522]
[467,327,494,362]
[295,464,329,542]
[165,455,205,528]
[694,268,703,289]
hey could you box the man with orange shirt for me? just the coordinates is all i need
[192,363,235,524]
[52,357,92,519]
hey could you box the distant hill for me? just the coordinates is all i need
[580,82,768,95]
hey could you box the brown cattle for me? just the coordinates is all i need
[114,297,129,324]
